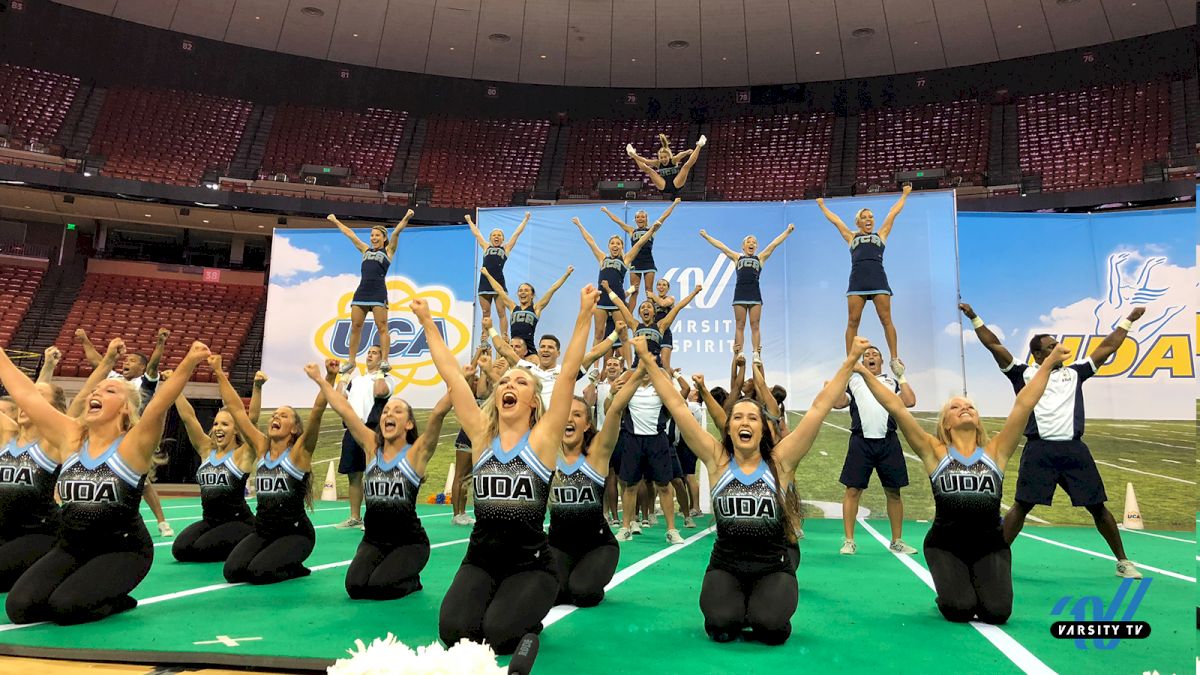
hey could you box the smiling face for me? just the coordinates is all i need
[489,229,505,247]
[657,147,672,163]
[656,279,670,297]
[517,284,534,305]
[211,410,237,450]
[608,236,624,257]
[370,227,387,248]
[861,347,883,375]
[635,211,649,228]
[122,354,147,379]
[726,400,764,455]
[267,406,299,442]
[509,336,529,359]
[639,301,655,323]
[562,398,592,450]
[379,398,415,443]
[855,209,875,234]
[537,338,560,369]
[495,368,539,422]
[84,379,139,429]
[603,358,622,380]
[742,236,758,256]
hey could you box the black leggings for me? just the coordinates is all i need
[222,532,315,585]
[700,568,798,645]
[550,544,619,607]
[925,545,1012,624]
[439,563,558,655]
[5,544,152,625]
[345,540,430,600]
[0,533,56,593]
[172,519,255,563]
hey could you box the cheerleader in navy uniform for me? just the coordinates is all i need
[855,341,1070,624]
[2,339,209,625]
[635,336,871,644]
[468,212,530,340]
[627,134,706,197]
[648,279,679,373]
[599,198,681,308]
[817,185,911,373]
[574,217,659,349]
[214,356,336,585]
[550,373,641,607]
[482,265,574,350]
[699,224,795,356]
[413,284,597,655]
[168,370,265,563]
[327,211,414,374]
[603,280,701,368]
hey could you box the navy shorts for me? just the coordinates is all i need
[339,428,367,475]
[1014,438,1107,507]
[839,433,909,490]
[454,428,472,453]
[675,440,698,475]
[618,432,674,485]
[609,434,623,471]
[669,446,684,480]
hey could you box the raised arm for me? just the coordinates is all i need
[67,338,123,418]
[305,363,375,453]
[504,212,531,254]
[529,286,599,457]
[249,371,267,424]
[727,354,746,418]
[775,338,870,470]
[0,347,82,451]
[878,184,912,241]
[411,392,452,474]
[1087,307,1144,367]
[582,331,617,371]
[692,374,726,430]
[855,363,939,472]
[573,218,606,264]
[674,371,691,399]
[989,345,1070,467]
[757,223,795,264]
[412,299,484,438]
[698,229,739,262]
[75,328,103,368]
[654,197,682,226]
[386,209,415,258]
[958,303,1015,368]
[635,339,719,467]
[298,359,339,457]
[125,342,209,466]
[37,346,61,384]
[656,285,700,331]
[534,266,574,315]
[145,327,169,379]
[599,206,633,234]
[485,316,521,367]
[588,363,645,467]
[173,392,212,458]
[326,214,369,253]
[623,222,661,266]
[482,268,517,312]
[210,355,266,453]
[464,214,488,249]
[816,197,855,244]
[750,359,781,419]
[602,281,638,329]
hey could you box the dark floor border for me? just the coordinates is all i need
[0,643,334,673]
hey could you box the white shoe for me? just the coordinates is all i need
[690,509,701,517]
[380,362,392,373]
[890,358,905,377]
[796,527,805,540]
[684,516,696,529]
[609,517,621,527]
[335,517,364,529]
[890,539,918,555]
[616,527,633,542]
[696,134,707,148]
[666,529,685,545]
[648,513,658,526]
[158,521,174,537]
[450,514,470,526]
[1116,559,1143,579]
[630,521,642,535]
[840,538,856,555]
[339,361,356,375]
[625,143,636,157]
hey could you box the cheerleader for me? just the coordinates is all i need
[699,224,795,356]
[468,212,530,340]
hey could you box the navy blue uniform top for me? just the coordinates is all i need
[467,432,553,571]
[1002,359,1095,441]
[733,255,763,304]
[363,445,426,548]
[597,256,628,303]
[253,448,312,539]
[510,304,539,345]
[359,248,390,286]
[630,226,656,271]
[548,455,614,554]
[634,323,663,357]
[710,458,792,576]
[480,246,508,292]
[197,450,254,524]
[849,234,885,267]
[926,447,1005,555]
[0,439,59,538]
[57,437,150,553]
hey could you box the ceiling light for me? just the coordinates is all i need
[255,15,261,20]
[913,41,918,44]
[631,58,637,62]
[301,6,324,17]
[258,225,265,229]
[815,50,821,55]
[202,219,210,223]
[1017,24,1023,28]
[352,33,358,37]
[145,214,152,217]
[82,170,93,177]
[450,46,455,51]
[721,57,727,61]
[1055,0,1081,4]
[539,54,546,59]
[488,33,511,43]
[667,40,689,49]
[851,27,875,38]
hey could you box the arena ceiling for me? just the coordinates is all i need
[53,0,1194,87]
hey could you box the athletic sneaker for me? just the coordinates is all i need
[666,529,685,545]
[609,517,621,527]
[890,358,905,377]
[616,528,633,542]
[625,143,636,157]
[696,134,707,148]
[690,508,701,517]
[158,521,174,537]
[889,540,918,555]
[630,521,642,535]
[335,517,364,529]
[648,513,658,526]
[339,361,356,375]
[1116,560,1143,579]
[840,539,856,555]
[796,527,805,540]
[451,514,474,526]
[684,516,696,529]
[640,517,652,529]
[380,362,392,373]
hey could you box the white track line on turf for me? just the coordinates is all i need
[1093,460,1195,485]
[0,537,473,633]
[152,509,469,547]
[542,525,716,628]
[1117,458,1136,464]
[1097,435,1190,450]
[1117,528,1195,544]
[1161,459,1181,464]
[1018,532,1195,583]
[857,518,1054,675]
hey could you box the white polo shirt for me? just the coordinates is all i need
[344,369,399,422]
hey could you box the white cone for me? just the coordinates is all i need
[443,464,456,496]
[1122,482,1143,530]
[320,462,338,501]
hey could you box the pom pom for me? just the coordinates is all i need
[435,493,446,504]
[327,635,505,675]
[426,495,437,504]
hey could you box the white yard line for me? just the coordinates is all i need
[1018,532,1194,583]
[1093,460,1195,485]
[1117,528,1194,544]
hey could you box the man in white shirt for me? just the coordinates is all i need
[335,345,398,529]
[833,346,917,556]
[486,317,614,409]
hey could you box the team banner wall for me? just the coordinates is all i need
[261,225,476,408]
[957,208,1196,420]
[477,192,963,410]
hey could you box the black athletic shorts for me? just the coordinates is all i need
[339,428,366,475]
[839,433,909,490]
[669,446,684,480]
[618,432,674,485]
[1014,438,1107,507]
[675,440,698,475]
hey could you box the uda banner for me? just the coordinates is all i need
[260,225,476,408]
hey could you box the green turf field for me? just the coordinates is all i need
[0,499,1190,674]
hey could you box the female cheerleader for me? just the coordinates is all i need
[648,279,679,372]
[327,210,414,374]
[3,339,209,625]
[468,212,530,340]
[413,285,596,655]
[574,217,659,348]
[550,368,642,607]
[306,365,452,599]
[168,371,265,562]
[634,335,870,645]
[855,342,1069,624]
[699,224,795,356]
[816,185,911,372]
[598,198,681,308]
[626,134,706,197]
[214,356,336,584]
[482,265,574,350]
[603,280,701,368]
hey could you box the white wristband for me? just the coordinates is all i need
[488,327,500,339]
[1117,318,1133,331]
[608,331,619,343]
[896,375,907,385]
[608,292,619,302]
[970,316,985,329]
